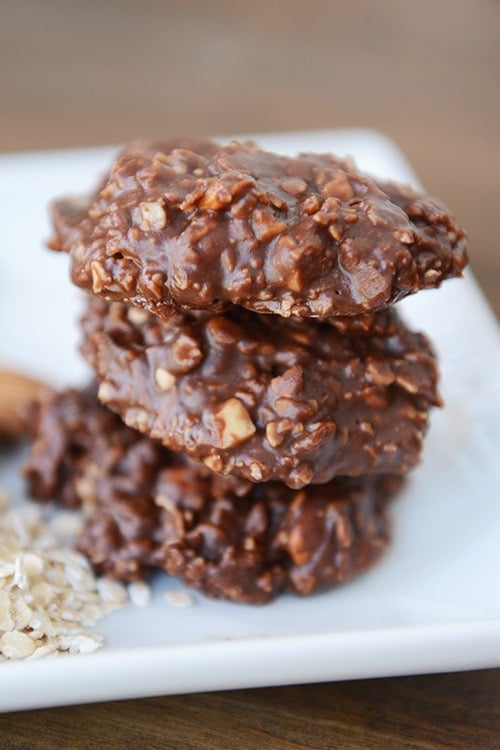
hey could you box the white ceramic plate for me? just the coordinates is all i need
[1,129,499,713]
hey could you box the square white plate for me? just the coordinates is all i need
[1,129,499,713]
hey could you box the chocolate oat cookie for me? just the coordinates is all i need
[81,298,440,488]
[49,138,467,320]
[24,384,401,603]
[154,467,401,603]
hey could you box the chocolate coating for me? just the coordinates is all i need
[49,138,467,320]
[81,298,441,488]
[24,384,402,603]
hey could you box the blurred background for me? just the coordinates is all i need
[1,0,498,314]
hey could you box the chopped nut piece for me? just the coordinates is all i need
[127,306,151,325]
[90,260,107,294]
[280,177,307,195]
[249,463,263,481]
[97,380,115,402]
[154,493,176,511]
[366,359,395,386]
[125,407,150,432]
[215,398,256,449]
[139,201,167,230]
[202,455,223,473]
[288,525,312,566]
[265,421,285,448]
[395,373,420,394]
[251,208,287,242]
[155,368,176,391]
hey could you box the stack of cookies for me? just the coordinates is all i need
[24,139,467,603]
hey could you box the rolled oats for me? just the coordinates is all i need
[0,493,128,661]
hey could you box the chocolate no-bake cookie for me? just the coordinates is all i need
[49,138,467,320]
[32,135,467,606]
[24,384,402,603]
[154,466,401,603]
[81,298,441,488]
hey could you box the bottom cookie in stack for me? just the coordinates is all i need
[23,384,403,604]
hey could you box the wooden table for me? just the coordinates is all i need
[1,1,498,746]
[1,671,499,749]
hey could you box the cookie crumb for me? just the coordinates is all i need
[165,590,194,608]
[128,581,152,607]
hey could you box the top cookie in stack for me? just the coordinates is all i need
[49,138,467,321]
[47,138,467,491]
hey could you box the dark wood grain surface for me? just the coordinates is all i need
[1,1,499,746]
[1,670,499,749]
[0,670,500,750]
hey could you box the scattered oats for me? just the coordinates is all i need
[65,565,97,593]
[13,555,28,590]
[29,610,57,639]
[21,552,45,577]
[9,509,38,547]
[100,600,126,617]
[27,628,45,641]
[96,578,128,604]
[0,591,14,631]
[44,564,68,588]
[165,590,195,608]
[128,581,152,607]
[79,591,101,605]
[50,511,82,539]
[0,492,128,661]
[46,548,92,570]
[81,603,105,626]
[58,633,102,655]
[27,642,59,660]
[0,630,37,659]
[10,594,33,630]
[59,607,85,623]
[0,563,15,579]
